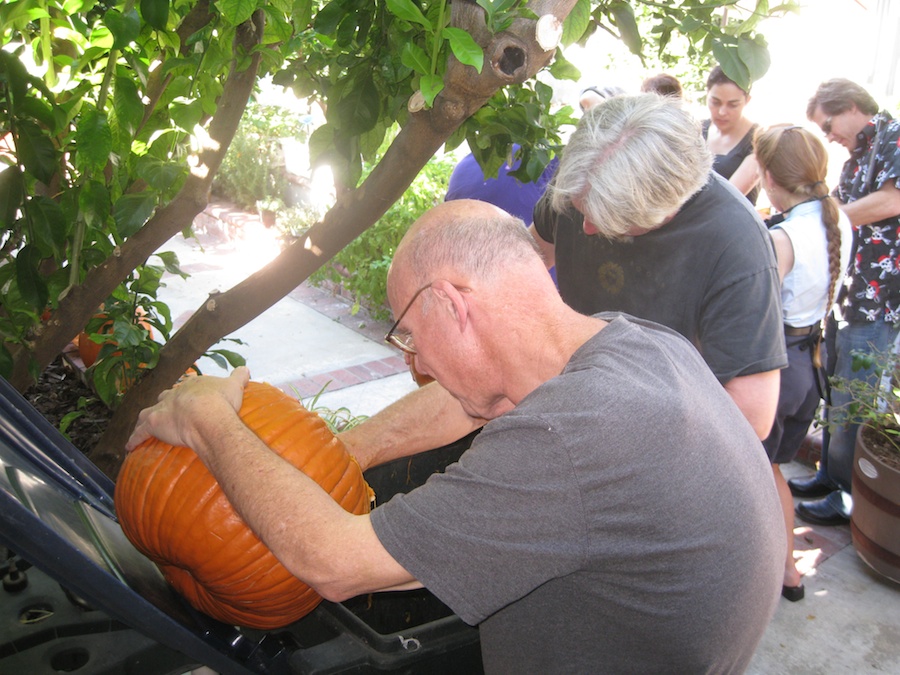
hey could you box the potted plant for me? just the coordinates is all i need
[255,197,284,228]
[829,348,900,583]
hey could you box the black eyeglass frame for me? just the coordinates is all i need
[384,284,433,355]
[384,283,470,355]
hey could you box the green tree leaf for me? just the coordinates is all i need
[59,409,87,437]
[206,348,247,368]
[735,0,768,36]
[288,0,311,26]
[401,42,430,76]
[547,52,581,82]
[263,6,294,44]
[314,0,353,35]
[0,165,24,229]
[218,0,257,25]
[419,73,443,107]
[308,124,335,169]
[140,0,169,31]
[334,75,381,135]
[443,27,483,74]
[79,181,111,230]
[113,76,144,136]
[153,250,187,278]
[737,35,771,83]
[16,119,57,184]
[113,193,157,238]
[20,96,58,133]
[137,156,184,192]
[0,50,28,111]
[610,1,642,57]
[169,98,204,132]
[28,195,67,257]
[386,0,431,30]
[562,0,592,46]
[712,41,751,91]
[15,244,48,311]
[104,9,141,50]
[75,108,113,173]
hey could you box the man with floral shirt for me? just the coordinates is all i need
[790,79,900,525]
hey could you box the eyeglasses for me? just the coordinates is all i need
[384,284,434,355]
[384,283,470,356]
[821,116,833,135]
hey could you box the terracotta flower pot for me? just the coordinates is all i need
[258,208,277,228]
[851,425,900,584]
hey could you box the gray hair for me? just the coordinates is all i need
[550,94,712,239]
[401,205,541,288]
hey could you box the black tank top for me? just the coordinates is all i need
[702,119,760,205]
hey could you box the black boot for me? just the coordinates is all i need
[795,493,851,526]
[787,474,833,499]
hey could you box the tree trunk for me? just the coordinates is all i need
[90,0,578,478]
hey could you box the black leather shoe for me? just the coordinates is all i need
[795,496,850,526]
[788,474,834,499]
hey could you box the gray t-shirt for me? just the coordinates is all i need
[533,173,786,383]
[371,314,784,673]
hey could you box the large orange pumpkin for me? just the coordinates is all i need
[114,381,373,629]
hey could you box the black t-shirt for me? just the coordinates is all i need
[533,173,786,382]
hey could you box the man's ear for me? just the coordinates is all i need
[430,279,469,331]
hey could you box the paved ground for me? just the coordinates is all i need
[165,202,419,418]
[170,204,899,673]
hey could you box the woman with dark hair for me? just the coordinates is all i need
[754,124,852,601]
[703,65,760,204]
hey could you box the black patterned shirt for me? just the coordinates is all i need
[835,111,900,324]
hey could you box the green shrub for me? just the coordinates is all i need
[213,99,312,210]
[310,155,455,320]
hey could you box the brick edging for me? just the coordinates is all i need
[275,355,411,400]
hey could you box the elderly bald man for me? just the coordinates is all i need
[128,199,783,673]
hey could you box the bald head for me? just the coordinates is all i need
[386,200,605,415]
[391,199,544,290]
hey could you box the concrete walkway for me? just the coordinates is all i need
[163,202,419,418]
[167,203,899,673]
[750,460,900,673]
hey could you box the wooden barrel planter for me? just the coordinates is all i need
[851,425,900,584]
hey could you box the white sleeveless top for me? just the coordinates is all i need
[773,200,852,327]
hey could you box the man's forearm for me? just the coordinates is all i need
[339,381,485,471]
[193,405,417,600]
[840,181,900,227]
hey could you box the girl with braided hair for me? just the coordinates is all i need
[754,124,852,601]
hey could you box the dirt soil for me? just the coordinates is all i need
[862,424,900,472]
[23,357,113,456]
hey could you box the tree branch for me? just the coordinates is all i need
[90,0,577,478]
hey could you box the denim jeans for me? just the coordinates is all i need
[817,318,900,492]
